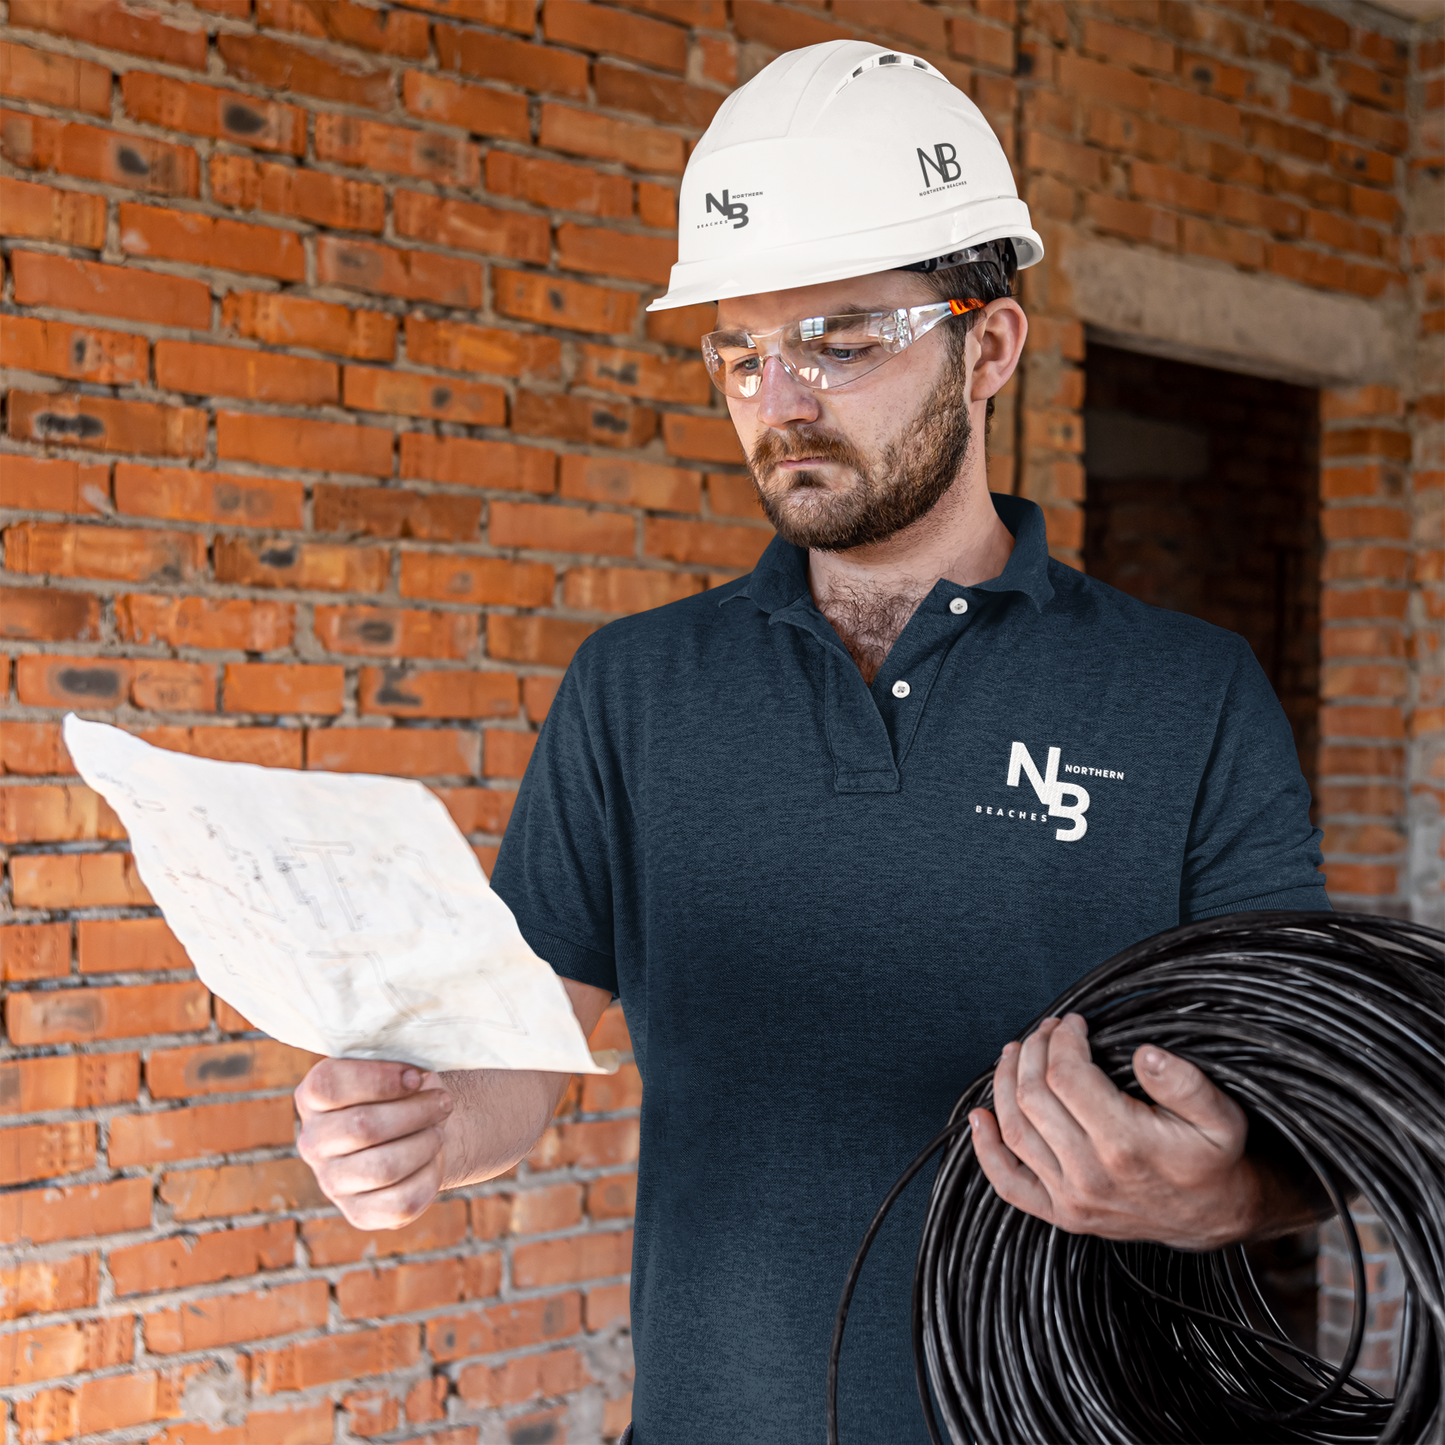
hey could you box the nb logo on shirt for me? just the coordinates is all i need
[1007,742,1090,843]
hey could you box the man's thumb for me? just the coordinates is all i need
[1132,1044,1243,1144]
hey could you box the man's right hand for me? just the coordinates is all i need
[295,1060,453,1231]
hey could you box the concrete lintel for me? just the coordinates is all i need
[1060,242,1406,390]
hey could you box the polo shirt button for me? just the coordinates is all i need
[891,680,910,698]
[950,597,968,615]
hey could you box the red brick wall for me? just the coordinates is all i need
[1,3,1439,1444]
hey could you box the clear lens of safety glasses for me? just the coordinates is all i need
[701,298,983,399]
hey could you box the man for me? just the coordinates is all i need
[296,41,1329,1444]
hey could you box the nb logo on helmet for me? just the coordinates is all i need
[917,142,962,188]
[705,190,749,229]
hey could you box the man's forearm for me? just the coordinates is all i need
[437,1067,570,1190]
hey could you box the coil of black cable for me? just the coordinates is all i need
[827,910,1445,1445]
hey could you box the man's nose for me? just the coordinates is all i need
[756,354,820,430]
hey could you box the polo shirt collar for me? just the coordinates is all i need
[719,490,1055,615]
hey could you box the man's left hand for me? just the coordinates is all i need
[970,1013,1262,1250]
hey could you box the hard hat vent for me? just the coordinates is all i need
[830,50,946,98]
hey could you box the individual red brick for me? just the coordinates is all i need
[593,60,724,130]
[510,1229,633,1290]
[343,1390,399,1438]
[504,1183,583,1237]
[522,677,560,726]
[313,605,477,659]
[314,484,481,541]
[398,554,555,608]
[698,33,737,87]
[115,464,304,530]
[0,1121,94,1191]
[117,595,294,652]
[304,728,479,778]
[486,615,599,668]
[493,268,640,335]
[336,1256,499,1320]
[109,1097,295,1168]
[1,586,102,642]
[0,41,111,115]
[0,1179,151,1246]
[393,190,549,263]
[0,1055,136,1115]
[405,316,560,381]
[0,783,122,843]
[561,458,699,516]
[222,292,397,362]
[0,1254,99,1321]
[317,236,482,307]
[4,456,107,516]
[342,366,505,425]
[486,501,633,557]
[7,523,207,585]
[528,1117,639,1171]
[122,73,305,156]
[0,720,69,776]
[661,413,745,463]
[252,1324,420,1394]
[10,0,207,68]
[120,203,304,280]
[2,315,148,385]
[513,392,656,450]
[15,1362,213,1441]
[0,1313,130,1382]
[0,175,106,246]
[109,1221,296,1297]
[402,70,528,141]
[8,390,207,457]
[427,1293,581,1363]
[581,1060,643,1113]
[256,0,430,57]
[139,725,304,768]
[707,473,766,521]
[358,668,518,720]
[435,786,517,835]
[213,537,389,593]
[575,345,708,406]
[482,730,536,778]
[1323,427,1413,460]
[210,154,386,233]
[7,981,207,1045]
[12,653,211,712]
[315,114,479,186]
[223,663,346,715]
[468,1196,512,1242]
[300,1199,468,1266]
[154,340,337,405]
[538,103,685,173]
[160,1158,326,1221]
[11,252,211,330]
[643,518,769,570]
[543,0,686,70]
[0,922,69,981]
[636,180,676,229]
[457,1346,589,1409]
[485,151,631,219]
[645,300,715,349]
[217,32,393,110]
[216,411,395,477]
[434,24,588,100]
[77,916,190,974]
[400,434,556,495]
[585,1282,629,1331]
[144,1280,328,1353]
[0,109,200,196]
[555,221,675,287]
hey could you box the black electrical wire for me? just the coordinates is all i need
[827,910,1445,1445]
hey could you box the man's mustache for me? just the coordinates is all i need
[750,428,866,474]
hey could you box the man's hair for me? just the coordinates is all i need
[901,240,1018,434]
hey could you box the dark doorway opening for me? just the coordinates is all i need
[1083,340,1324,1355]
[1082,342,1321,801]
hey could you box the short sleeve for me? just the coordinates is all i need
[487,642,619,997]
[1182,639,1331,921]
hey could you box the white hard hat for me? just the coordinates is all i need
[648,40,1043,312]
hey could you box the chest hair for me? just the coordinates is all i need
[816,587,926,687]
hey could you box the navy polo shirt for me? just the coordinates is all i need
[489,492,1329,1445]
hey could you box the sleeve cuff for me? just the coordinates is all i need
[1186,884,1333,921]
[518,923,619,999]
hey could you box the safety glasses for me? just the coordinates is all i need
[701,298,984,399]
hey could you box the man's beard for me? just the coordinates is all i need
[745,360,974,552]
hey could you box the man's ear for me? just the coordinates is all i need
[969,299,1027,403]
